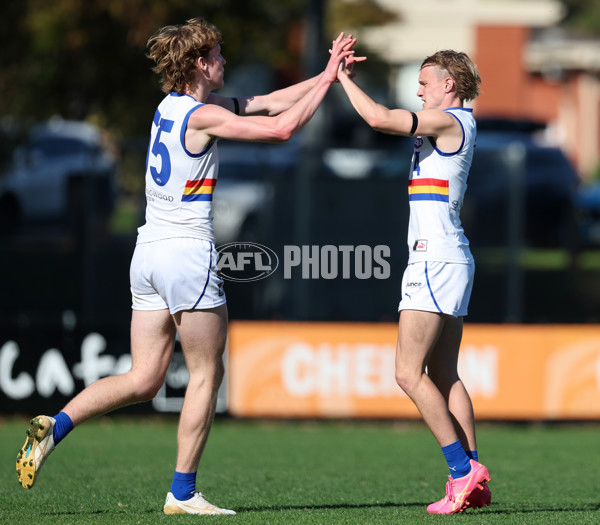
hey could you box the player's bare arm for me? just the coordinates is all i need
[416,110,465,152]
[338,74,462,142]
[187,33,358,150]
[207,34,363,117]
[185,104,298,149]
[207,74,326,116]
[338,91,465,151]
[336,71,408,135]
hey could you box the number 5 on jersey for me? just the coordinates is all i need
[149,109,174,186]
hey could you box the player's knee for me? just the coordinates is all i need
[395,365,417,395]
[130,372,164,402]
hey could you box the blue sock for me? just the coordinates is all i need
[467,450,479,462]
[52,412,74,445]
[441,440,471,478]
[170,471,196,501]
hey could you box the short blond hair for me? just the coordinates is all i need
[146,18,222,94]
[421,50,481,102]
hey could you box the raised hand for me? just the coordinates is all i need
[339,50,367,81]
[326,33,367,82]
[323,33,360,84]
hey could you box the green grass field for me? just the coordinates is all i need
[1,416,599,524]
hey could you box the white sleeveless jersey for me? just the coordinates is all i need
[136,93,218,244]
[406,107,476,264]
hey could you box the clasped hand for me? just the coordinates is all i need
[325,32,367,83]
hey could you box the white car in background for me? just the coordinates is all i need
[0,118,118,236]
[213,139,301,244]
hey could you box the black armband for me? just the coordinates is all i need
[409,112,418,136]
[232,97,240,115]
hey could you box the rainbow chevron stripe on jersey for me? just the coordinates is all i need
[137,92,219,243]
[406,107,475,264]
[408,178,449,202]
[182,178,217,202]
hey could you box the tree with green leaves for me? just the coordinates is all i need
[561,0,600,36]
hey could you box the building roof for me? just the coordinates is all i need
[361,0,565,64]
[527,29,600,73]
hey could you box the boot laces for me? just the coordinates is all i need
[445,477,456,502]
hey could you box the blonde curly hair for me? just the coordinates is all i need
[421,50,481,102]
[146,18,222,94]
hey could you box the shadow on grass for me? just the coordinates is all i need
[481,502,600,515]
[43,502,418,516]
[43,501,600,516]
[235,501,600,514]
[235,501,429,512]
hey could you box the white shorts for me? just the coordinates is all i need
[398,261,474,317]
[130,238,226,314]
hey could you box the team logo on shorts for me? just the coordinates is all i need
[216,242,279,282]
